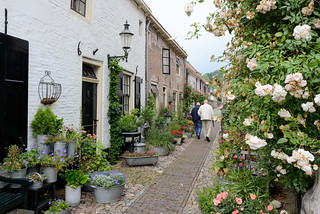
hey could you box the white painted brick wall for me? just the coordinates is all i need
[0,0,146,148]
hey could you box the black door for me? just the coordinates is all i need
[82,81,97,135]
[0,33,29,161]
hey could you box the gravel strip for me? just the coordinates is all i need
[69,138,193,214]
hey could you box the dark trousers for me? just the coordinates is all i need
[194,120,202,137]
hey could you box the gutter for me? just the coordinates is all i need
[145,18,151,104]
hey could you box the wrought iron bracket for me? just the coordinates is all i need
[77,41,82,56]
[107,54,128,67]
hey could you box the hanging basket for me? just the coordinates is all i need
[38,70,62,104]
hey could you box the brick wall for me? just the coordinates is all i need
[148,25,186,112]
[0,0,147,148]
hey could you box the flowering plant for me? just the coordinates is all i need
[122,151,158,157]
[39,151,72,172]
[45,199,69,213]
[212,191,286,214]
[163,108,171,118]
[171,130,183,138]
[91,171,126,189]
[2,145,27,172]
[26,173,48,183]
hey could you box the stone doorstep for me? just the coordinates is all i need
[8,209,34,214]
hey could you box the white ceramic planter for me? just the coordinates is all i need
[43,167,57,183]
[122,156,158,166]
[92,184,125,203]
[65,185,81,206]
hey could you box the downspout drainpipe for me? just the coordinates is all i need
[145,18,151,105]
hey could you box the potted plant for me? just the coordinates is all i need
[39,151,72,183]
[170,130,183,145]
[44,199,69,214]
[184,120,195,138]
[120,109,138,132]
[26,173,47,190]
[78,137,110,192]
[0,164,8,188]
[122,151,159,166]
[25,145,42,173]
[91,171,126,203]
[146,128,175,156]
[31,106,63,149]
[163,107,172,123]
[60,169,90,206]
[3,145,27,188]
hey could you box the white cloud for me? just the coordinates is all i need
[143,0,232,74]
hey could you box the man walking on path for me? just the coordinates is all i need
[191,102,202,139]
[198,100,214,142]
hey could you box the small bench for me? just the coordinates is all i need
[0,175,33,214]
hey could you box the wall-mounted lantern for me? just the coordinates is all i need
[107,21,134,65]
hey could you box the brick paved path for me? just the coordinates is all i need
[127,124,220,214]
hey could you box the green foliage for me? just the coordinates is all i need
[46,199,69,213]
[141,94,157,127]
[78,138,110,172]
[107,60,124,164]
[120,110,138,132]
[203,70,223,81]
[155,116,166,128]
[60,169,90,189]
[31,106,63,136]
[146,128,175,151]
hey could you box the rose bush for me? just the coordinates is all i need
[187,0,320,194]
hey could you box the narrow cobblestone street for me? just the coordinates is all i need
[127,123,220,214]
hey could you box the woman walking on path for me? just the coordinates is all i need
[198,100,214,142]
[191,102,202,139]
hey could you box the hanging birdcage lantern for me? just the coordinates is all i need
[38,70,62,105]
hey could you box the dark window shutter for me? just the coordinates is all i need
[135,76,141,110]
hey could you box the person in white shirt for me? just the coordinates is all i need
[198,100,214,142]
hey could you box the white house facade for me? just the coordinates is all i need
[0,0,151,151]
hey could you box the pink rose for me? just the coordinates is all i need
[250,194,256,200]
[267,205,273,211]
[235,197,242,205]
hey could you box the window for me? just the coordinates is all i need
[172,92,177,112]
[71,0,86,16]
[162,48,170,74]
[123,74,130,113]
[163,87,167,108]
[176,58,181,75]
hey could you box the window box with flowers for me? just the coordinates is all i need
[121,151,159,166]
[91,171,126,203]
[171,130,183,145]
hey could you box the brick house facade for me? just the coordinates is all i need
[146,15,187,112]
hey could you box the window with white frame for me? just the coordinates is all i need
[71,0,86,16]
[172,92,177,112]
[162,48,170,74]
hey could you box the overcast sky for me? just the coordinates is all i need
[143,0,232,75]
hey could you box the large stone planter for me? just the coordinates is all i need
[152,146,169,156]
[0,170,8,189]
[92,184,125,203]
[301,169,320,213]
[122,156,158,166]
[65,185,81,206]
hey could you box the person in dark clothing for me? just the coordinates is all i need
[191,102,202,139]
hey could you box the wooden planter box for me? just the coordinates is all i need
[122,156,158,166]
